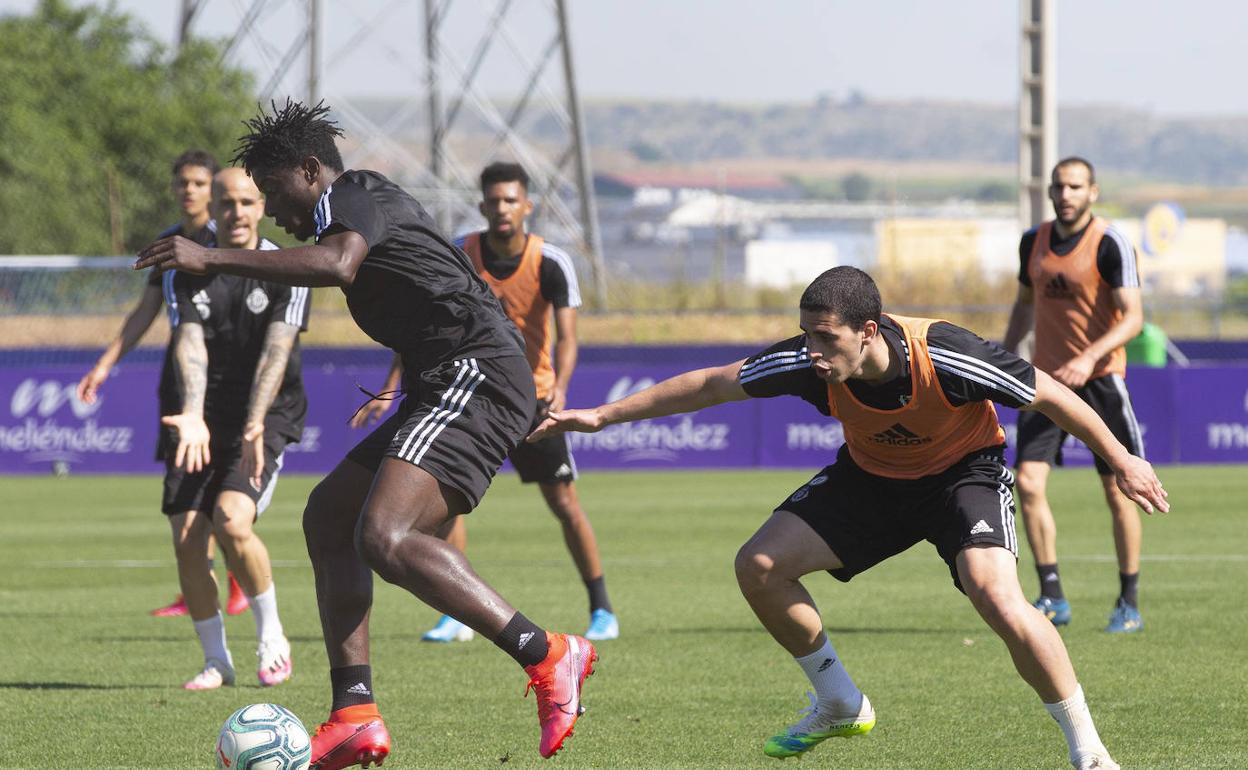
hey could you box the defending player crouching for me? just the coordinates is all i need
[531,266,1168,770]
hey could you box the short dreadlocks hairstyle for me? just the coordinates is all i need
[233,98,345,175]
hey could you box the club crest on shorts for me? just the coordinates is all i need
[246,287,270,314]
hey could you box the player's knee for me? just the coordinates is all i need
[353,515,401,576]
[541,484,577,519]
[215,513,253,550]
[548,497,581,524]
[734,544,776,593]
[1014,467,1046,502]
[302,480,336,543]
[966,581,1021,628]
[215,500,255,540]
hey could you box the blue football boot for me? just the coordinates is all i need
[421,614,474,642]
[1033,596,1072,626]
[1104,598,1142,634]
[584,608,619,641]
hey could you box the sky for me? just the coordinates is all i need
[4,0,1248,115]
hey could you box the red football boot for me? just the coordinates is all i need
[150,594,189,617]
[310,704,391,770]
[523,632,598,758]
[226,573,250,615]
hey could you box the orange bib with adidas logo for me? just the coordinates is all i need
[1029,217,1126,379]
[462,232,557,401]
[827,314,1005,479]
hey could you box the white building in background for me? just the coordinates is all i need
[596,179,1230,297]
[744,240,839,289]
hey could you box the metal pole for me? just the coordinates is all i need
[308,0,321,104]
[177,0,200,51]
[424,0,450,233]
[1019,0,1057,229]
[555,0,608,309]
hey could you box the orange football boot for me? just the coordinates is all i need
[523,632,598,758]
[310,704,390,770]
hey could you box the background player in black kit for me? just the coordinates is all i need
[136,100,597,768]
[77,149,250,620]
[161,167,310,690]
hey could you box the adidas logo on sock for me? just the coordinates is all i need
[816,657,836,673]
[969,519,995,535]
[518,631,535,650]
[346,682,371,695]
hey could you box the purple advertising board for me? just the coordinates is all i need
[1,358,1245,474]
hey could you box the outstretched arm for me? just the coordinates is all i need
[163,323,212,473]
[240,321,301,487]
[134,230,369,288]
[529,359,750,440]
[1024,370,1168,513]
[78,282,165,404]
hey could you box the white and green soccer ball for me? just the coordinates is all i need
[215,703,311,770]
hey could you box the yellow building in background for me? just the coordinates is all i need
[1114,214,1226,297]
[874,211,1227,299]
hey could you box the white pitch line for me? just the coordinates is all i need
[1060,554,1248,563]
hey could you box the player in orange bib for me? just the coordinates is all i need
[531,267,1168,769]
[1004,157,1147,634]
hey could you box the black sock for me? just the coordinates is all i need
[1037,563,1064,600]
[330,665,375,711]
[494,612,549,667]
[1119,572,1139,607]
[586,575,612,614]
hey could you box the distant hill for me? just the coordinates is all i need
[347,96,1248,186]
[570,99,1248,186]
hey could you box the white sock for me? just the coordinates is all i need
[795,638,862,714]
[192,613,233,669]
[249,584,284,642]
[1044,685,1109,764]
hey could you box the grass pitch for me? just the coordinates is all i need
[0,466,1245,769]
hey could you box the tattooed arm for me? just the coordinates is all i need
[162,322,212,473]
[241,321,301,487]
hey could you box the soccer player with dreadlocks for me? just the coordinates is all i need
[137,100,598,768]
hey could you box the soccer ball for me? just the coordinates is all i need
[215,703,311,770]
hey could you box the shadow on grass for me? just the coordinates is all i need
[86,636,186,643]
[0,681,165,690]
[667,625,954,635]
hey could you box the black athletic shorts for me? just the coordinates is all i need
[777,444,1018,592]
[1015,373,1144,475]
[510,399,577,484]
[161,423,290,517]
[346,355,536,510]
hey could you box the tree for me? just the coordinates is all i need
[0,0,256,255]
[841,172,872,202]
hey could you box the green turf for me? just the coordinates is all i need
[0,466,1245,769]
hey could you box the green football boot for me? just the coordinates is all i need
[763,692,875,759]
